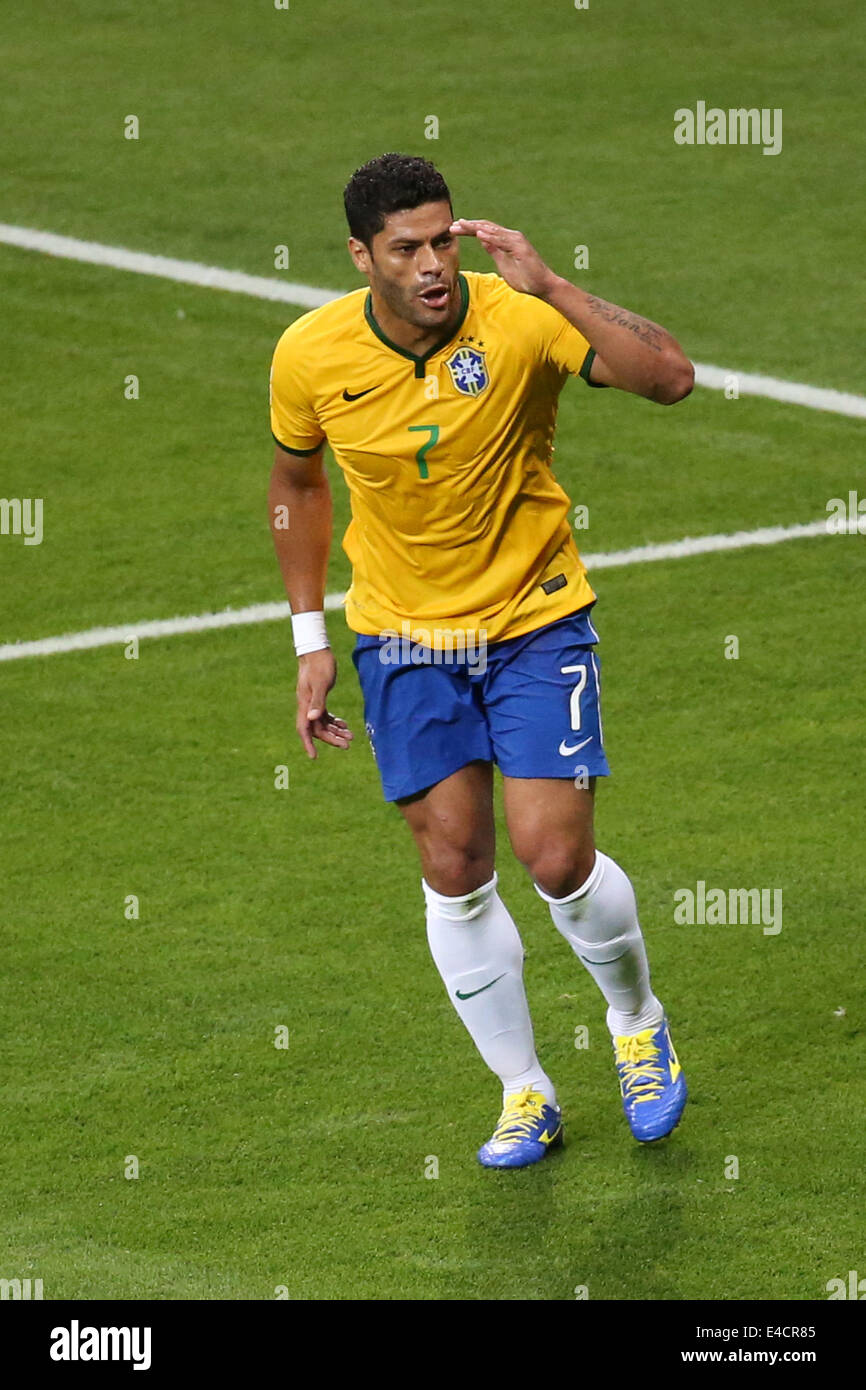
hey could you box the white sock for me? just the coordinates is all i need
[423,872,557,1108]
[535,852,664,1037]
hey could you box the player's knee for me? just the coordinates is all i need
[529,842,595,900]
[422,843,494,898]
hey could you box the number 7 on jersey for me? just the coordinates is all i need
[408,424,440,479]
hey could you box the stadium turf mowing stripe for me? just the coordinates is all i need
[1,222,865,421]
[0,517,849,663]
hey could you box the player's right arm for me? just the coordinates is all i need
[269,442,353,759]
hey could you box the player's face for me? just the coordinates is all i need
[352,202,460,330]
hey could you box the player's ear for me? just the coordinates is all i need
[348,236,371,275]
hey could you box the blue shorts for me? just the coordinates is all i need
[351,605,610,802]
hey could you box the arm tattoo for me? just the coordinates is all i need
[585,296,665,352]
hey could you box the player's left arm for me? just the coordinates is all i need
[451,218,694,405]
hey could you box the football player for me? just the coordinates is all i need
[269,153,692,1167]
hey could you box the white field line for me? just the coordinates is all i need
[2,223,865,418]
[0,519,851,664]
[692,362,866,419]
[583,518,836,569]
[0,222,340,309]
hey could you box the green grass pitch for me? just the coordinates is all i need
[1,0,864,1300]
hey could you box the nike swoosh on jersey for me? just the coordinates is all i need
[558,735,592,757]
[456,973,506,1001]
[342,386,380,401]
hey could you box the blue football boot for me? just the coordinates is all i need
[613,1016,687,1142]
[477,1086,563,1168]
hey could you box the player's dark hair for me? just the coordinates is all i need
[344,153,452,247]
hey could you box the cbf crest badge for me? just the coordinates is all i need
[445,345,489,397]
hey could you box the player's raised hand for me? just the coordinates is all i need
[296,648,354,759]
[450,218,556,298]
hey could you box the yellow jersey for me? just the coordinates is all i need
[269,270,598,646]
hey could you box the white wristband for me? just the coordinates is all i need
[291,610,330,656]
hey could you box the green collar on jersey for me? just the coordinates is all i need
[363,272,470,378]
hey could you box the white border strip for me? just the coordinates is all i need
[0,519,847,663]
[2,223,865,418]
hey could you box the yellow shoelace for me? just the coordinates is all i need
[491,1087,547,1141]
[615,1033,665,1105]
